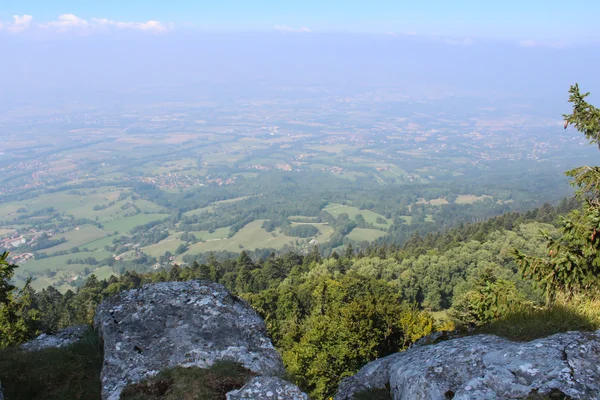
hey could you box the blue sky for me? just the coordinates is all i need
[1,0,599,40]
[1,0,599,98]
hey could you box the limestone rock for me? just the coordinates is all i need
[94,280,284,400]
[20,325,89,352]
[335,330,600,400]
[226,376,309,400]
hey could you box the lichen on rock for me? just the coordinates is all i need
[94,280,284,400]
[226,376,309,400]
[20,325,89,352]
[336,330,600,400]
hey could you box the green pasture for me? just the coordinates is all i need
[40,225,108,253]
[182,220,298,256]
[323,203,390,229]
[346,228,386,242]
[102,213,169,234]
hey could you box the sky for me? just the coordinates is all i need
[0,0,599,102]
[1,0,600,41]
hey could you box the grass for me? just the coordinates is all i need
[39,225,108,254]
[477,294,600,342]
[455,194,492,204]
[133,200,165,213]
[0,329,103,400]
[189,227,231,241]
[21,250,112,273]
[182,220,298,255]
[93,265,119,281]
[323,203,390,229]
[290,222,335,242]
[120,361,255,400]
[346,228,386,242]
[84,235,122,251]
[141,239,186,257]
[102,213,169,234]
[416,197,449,206]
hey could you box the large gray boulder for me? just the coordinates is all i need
[335,330,600,400]
[20,325,89,352]
[226,376,309,400]
[94,281,284,400]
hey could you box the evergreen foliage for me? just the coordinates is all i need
[0,252,39,348]
[514,85,600,301]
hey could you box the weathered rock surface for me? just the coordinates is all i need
[335,330,600,400]
[94,280,284,400]
[226,376,309,400]
[20,325,89,352]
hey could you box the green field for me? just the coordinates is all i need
[346,228,386,242]
[141,238,187,257]
[181,220,299,257]
[84,234,122,250]
[93,265,119,280]
[289,222,335,242]
[40,225,108,253]
[190,227,231,241]
[102,213,169,234]
[20,250,112,274]
[455,194,493,204]
[212,196,254,205]
[133,199,165,213]
[323,203,390,229]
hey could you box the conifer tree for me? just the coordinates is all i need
[514,84,600,301]
[0,252,38,347]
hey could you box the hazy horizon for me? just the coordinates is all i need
[1,2,600,111]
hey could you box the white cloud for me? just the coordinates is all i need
[41,14,89,30]
[273,25,311,33]
[0,14,171,34]
[7,14,33,32]
[91,18,168,33]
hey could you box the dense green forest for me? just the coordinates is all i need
[0,196,590,398]
[1,85,600,399]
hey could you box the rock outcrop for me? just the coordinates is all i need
[94,280,285,400]
[335,330,600,400]
[20,325,89,352]
[226,376,309,400]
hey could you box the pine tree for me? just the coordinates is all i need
[0,252,38,347]
[344,243,354,259]
[514,84,600,301]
